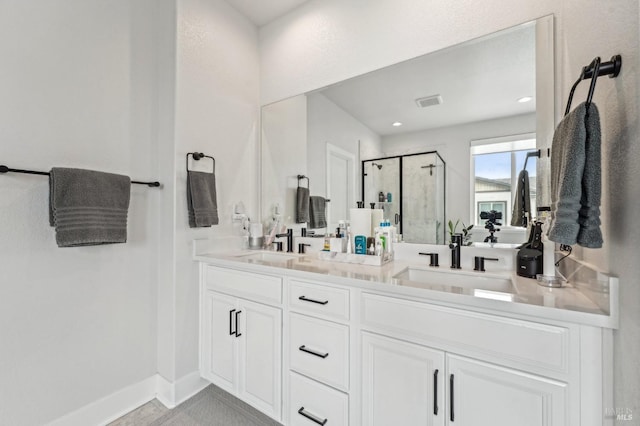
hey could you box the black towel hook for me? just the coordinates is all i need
[186,152,215,173]
[565,55,621,116]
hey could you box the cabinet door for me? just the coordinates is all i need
[201,291,237,393]
[238,298,282,420]
[447,355,567,426]
[362,332,445,426]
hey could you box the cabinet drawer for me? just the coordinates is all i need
[289,371,349,426]
[290,313,349,391]
[361,293,570,375]
[205,266,282,305]
[289,280,350,321]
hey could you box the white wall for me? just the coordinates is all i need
[261,95,307,228]
[381,113,535,228]
[0,1,163,423]
[167,0,260,381]
[260,0,640,416]
[307,93,382,203]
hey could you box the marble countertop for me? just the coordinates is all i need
[194,243,618,329]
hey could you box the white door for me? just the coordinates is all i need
[326,143,355,230]
[362,332,445,426]
[202,291,237,393]
[238,298,282,419]
[447,355,567,426]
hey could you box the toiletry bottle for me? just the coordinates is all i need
[387,192,392,202]
[323,234,330,251]
[541,218,556,276]
[378,191,385,202]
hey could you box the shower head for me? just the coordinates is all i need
[372,162,383,170]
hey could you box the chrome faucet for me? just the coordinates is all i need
[449,233,462,269]
[275,228,294,253]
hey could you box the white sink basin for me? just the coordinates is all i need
[393,267,514,294]
[235,251,301,263]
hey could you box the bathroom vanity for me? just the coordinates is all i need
[194,241,616,426]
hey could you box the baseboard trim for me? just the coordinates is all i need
[47,375,157,426]
[156,371,208,408]
[48,372,208,426]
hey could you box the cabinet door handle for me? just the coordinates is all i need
[299,345,329,359]
[433,369,439,415]
[298,295,328,305]
[450,373,455,422]
[229,309,236,336]
[235,310,242,337]
[297,407,328,425]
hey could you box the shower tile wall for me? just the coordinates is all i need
[402,154,444,244]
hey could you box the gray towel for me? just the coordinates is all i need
[187,170,219,227]
[308,196,327,229]
[548,102,603,248]
[296,186,310,223]
[49,168,131,247]
[510,169,530,227]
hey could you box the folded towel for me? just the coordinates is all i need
[308,196,327,229]
[510,169,530,227]
[548,102,603,248]
[296,186,310,223]
[49,168,131,247]
[187,170,219,227]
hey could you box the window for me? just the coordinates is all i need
[471,135,536,226]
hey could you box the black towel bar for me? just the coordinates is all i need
[186,152,215,173]
[0,165,161,187]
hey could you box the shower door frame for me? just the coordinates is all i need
[361,150,446,242]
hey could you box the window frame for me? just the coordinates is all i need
[469,133,536,227]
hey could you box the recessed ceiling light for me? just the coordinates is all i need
[517,96,533,103]
[392,121,403,127]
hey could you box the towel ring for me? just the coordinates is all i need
[297,174,309,189]
[186,152,215,173]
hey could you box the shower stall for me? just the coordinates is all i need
[362,151,445,244]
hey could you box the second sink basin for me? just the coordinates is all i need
[235,251,302,263]
[393,266,514,294]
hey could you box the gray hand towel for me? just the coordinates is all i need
[308,196,327,229]
[187,170,219,227]
[49,167,131,247]
[548,102,603,248]
[296,186,310,223]
[510,169,530,227]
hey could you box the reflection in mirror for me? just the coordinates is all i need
[363,152,445,244]
[260,16,553,244]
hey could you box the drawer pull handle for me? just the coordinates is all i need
[298,295,328,305]
[229,309,236,336]
[299,345,329,359]
[433,369,439,415]
[235,310,242,337]
[450,373,455,422]
[298,407,328,425]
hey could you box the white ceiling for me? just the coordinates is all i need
[318,23,536,136]
[224,0,310,26]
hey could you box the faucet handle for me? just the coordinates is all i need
[273,241,283,252]
[474,256,499,272]
[298,243,311,254]
[419,252,439,267]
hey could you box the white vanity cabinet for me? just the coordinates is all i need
[286,279,351,426]
[360,292,573,426]
[196,258,612,426]
[200,266,283,420]
[362,331,566,426]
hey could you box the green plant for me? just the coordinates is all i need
[448,219,474,246]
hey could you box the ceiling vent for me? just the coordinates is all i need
[415,95,443,108]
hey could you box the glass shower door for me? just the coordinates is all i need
[401,153,445,244]
[363,158,400,227]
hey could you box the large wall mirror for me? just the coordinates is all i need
[260,15,554,244]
